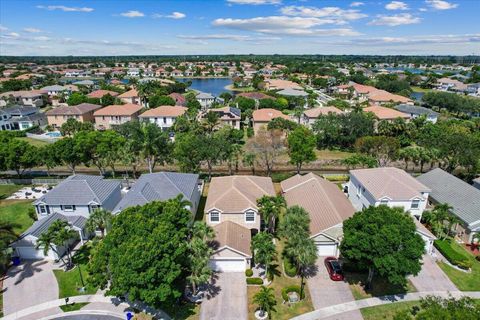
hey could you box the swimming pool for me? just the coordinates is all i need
[46,131,62,137]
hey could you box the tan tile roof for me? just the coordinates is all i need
[281,173,355,236]
[413,217,436,239]
[304,106,343,118]
[139,106,187,118]
[93,104,143,116]
[237,92,275,100]
[350,167,431,201]
[265,79,302,90]
[364,106,410,120]
[46,103,102,116]
[205,175,275,213]
[118,88,139,98]
[252,108,289,122]
[212,221,252,256]
[87,90,119,98]
[367,91,412,103]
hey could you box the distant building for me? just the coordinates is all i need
[202,106,241,130]
[139,105,187,131]
[118,89,141,105]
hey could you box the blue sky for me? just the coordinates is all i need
[0,0,478,56]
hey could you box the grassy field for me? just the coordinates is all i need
[361,301,420,320]
[17,137,51,147]
[411,86,433,93]
[438,241,480,291]
[0,185,24,198]
[0,199,35,235]
[60,302,89,312]
[346,271,416,300]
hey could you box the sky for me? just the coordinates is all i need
[0,0,479,56]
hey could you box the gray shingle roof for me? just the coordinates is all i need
[417,168,480,227]
[34,175,121,206]
[394,104,439,117]
[19,212,87,239]
[113,172,199,212]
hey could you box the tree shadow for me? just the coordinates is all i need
[203,272,221,300]
[9,260,48,285]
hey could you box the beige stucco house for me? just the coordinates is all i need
[93,104,143,130]
[46,103,102,129]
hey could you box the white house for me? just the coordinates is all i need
[196,92,217,109]
[40,85,71,98]
[348,167,430,220]
[139,105,187,132]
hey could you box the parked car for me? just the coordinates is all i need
[324,257,344,281]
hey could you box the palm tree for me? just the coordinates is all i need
[187,239,213,296]
[86,208,113,238]
[1,221,19,271]
[251,232,276,279]
[191,221,215,242]
[291,236,317,299]
[257,196,286,234]
[253,286,277,319]
[50,220,77,268]
[432,203,453,239]
[35,230,67,265]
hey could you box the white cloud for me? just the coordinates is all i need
[334,34,480,46]
[385,1,409,10]
[1,32,20,39]
[23,27,42,33]
[368,13,421,26]
[0,25,8,31]
[350,2,364,7]
[36,5,94,12]
[178,34,281,42]
[120,10,145,18]
[33,36,51,41]
[419,8,428,12]
[213,16,360,36]
[227,0,281,5]
[280,6,368,24]
[425,0,458,10]
[153,12,186,19]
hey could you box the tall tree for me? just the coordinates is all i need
[251,232,276,279]
[253,286,277,319]
[287,126,317,174]
[86,208,113,238]
[257,195,286,234]
[187,222,215,296]
[245,128,285,177]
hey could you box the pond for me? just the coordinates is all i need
[176,77,233,96]
[410,91,424,101]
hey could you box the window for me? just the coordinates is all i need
[210,211,220,223]
[245,210,255,223]
[63,205,75,212]
[163,117,167,124]
[411,199,420,209]
[89,204,99,213]
[380,199,389,205]
[39,205,47,215]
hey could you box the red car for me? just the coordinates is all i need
[324,257,344,281]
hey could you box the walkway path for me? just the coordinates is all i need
[2,294,171,320]
[291,291,480,320]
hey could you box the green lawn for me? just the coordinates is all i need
[0,199,35,234]
[60,302,89,312]
[411,86,433,93]
[17,137,51,147]
[437,241,480,291]
[0,185,23,198]
[361,301,420,320]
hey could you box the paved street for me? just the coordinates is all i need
[200,272,247,320]
[409,255,458,292]
[307,259,363,320]
[3,260,62,315]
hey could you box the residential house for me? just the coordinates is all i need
[196,92,217,109]
[14,112,47,130]
[87,89,119,99]
[276,88,308,99]
[281,173,355,257]
[0,109,12,130]
[336,82,412,105]
[93,103,143,130]
[139,105,188,132]
[0,90,46,107]
[264,79,302,91]
[302,106,343,127]
[348,167,430,220]
[41,85,71,98]
[0,106,46,130]
[467,83,480,96]
[252,108,289,134]
[202,107,241,130]
[46,103,102,129]
[417,168,480,243]
[394,104,439,123]
[118,89,141,105]
[364,105,410,131]
[205,175,275,233]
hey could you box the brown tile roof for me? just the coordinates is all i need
[304,106,343,118]
[364,106,410,120]
[168,93,186,106]
[118,88,139,98]
[212,221,252,256]
[87,90,119,98]
[367,91,412,104]
[139,105,187,118]
[46,103,102,116]
[93,104,143,116]
[237,92,275,100]
[266,79,302,90]
[252,108,289,122]
[205,175,275,213]
[350,167,431,201]
[281,173,355,236]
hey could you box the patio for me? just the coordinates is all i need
[7,185,52,200]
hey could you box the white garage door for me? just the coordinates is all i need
[316,244,337,257]
[209,259,245,272]
[15,247,45,260]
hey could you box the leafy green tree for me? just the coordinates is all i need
[36,220,77,268]
[340,206,424,289]
[53,137,83,174]
[253,286,277,319]
[0,221,18,272]
[267,117,298,132]
[174,132,206,173]
[355,136,400,167]
[149,95,175,108]
[140,123,173,173]
[251,232,276,279]
[0,79,32,92]
[342,153,378,169]
[66,92,89,106]
[87,196,192,307]
[287,126,317,174]
[242,152,257,175]
[60,118,94,136]
[86,208,113,238]
[394,296,480,320]
[1,139,39,177]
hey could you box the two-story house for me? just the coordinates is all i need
[118,89,141,105]
[139,105,187,132]
[46,103,102,129]
[201,107,241,130]
[93,103,143,130]
[348,167,430,220]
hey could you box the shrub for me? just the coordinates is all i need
[246,277,263,285]
[476,256,480,262]
[281,285,305,302]
[434,240,473,270]
[246,127,254,138]
[245,269,253,277]
[283,257,297,277]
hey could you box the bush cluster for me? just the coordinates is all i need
[283,257,297,277]
[245,268,253,277]
[434,240,473,270]
[246,277,263,285]
[281,285,304,302]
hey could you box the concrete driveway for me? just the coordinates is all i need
[409,255,458,292]
[200,272,247,320]
[307,259,363,320]
[2,260,61,315]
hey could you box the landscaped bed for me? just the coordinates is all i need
[434,239,472,270]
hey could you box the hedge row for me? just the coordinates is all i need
[281,285,305,302]
[246,277,263,285]
[283,257,297,277]
[434,239,473,270]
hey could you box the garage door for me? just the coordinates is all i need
[316,244,337,257]
[209,259,245,272]
[15,247,45,260]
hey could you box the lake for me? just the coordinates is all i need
[176,78,233,96]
